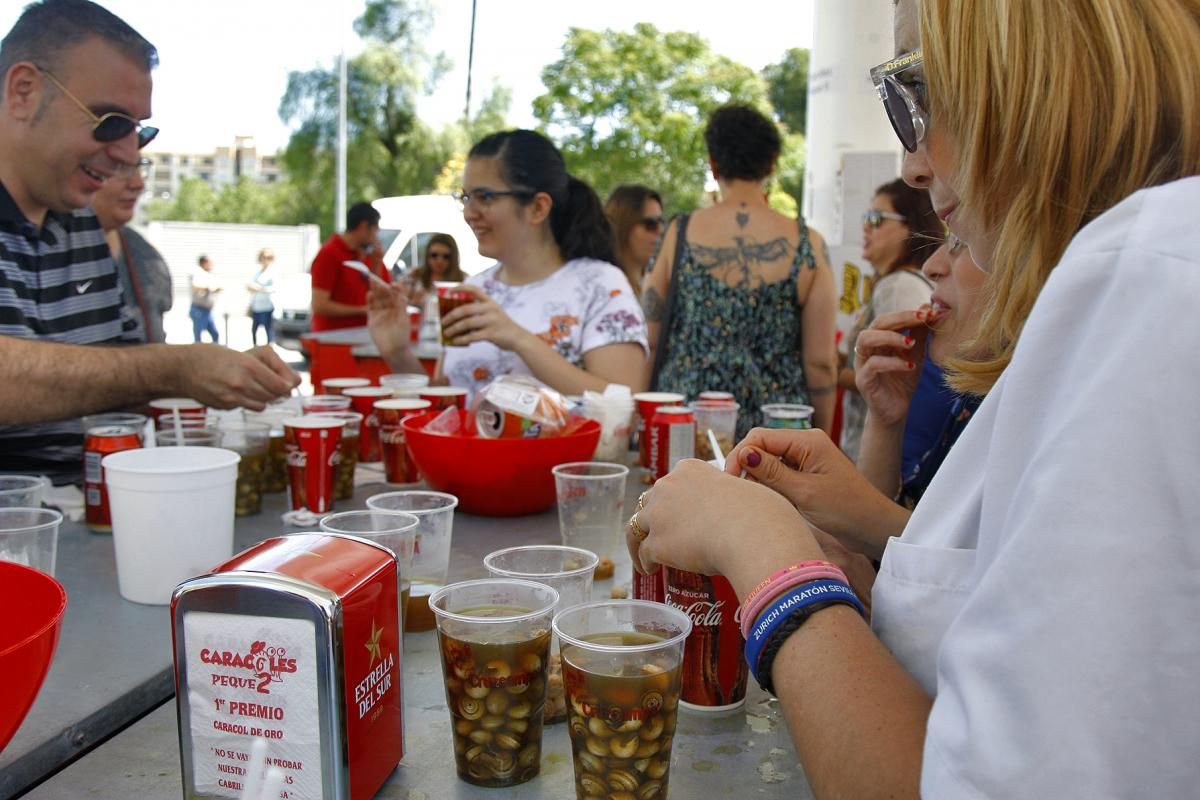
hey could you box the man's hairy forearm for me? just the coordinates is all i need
[0,337,180,424]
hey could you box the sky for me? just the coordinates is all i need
[0,0,815,154]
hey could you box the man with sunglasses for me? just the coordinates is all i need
[0,0,299,482]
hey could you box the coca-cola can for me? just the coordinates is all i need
[632,392,685,469]
[282,416,343,514]
[632,565,667,603]
[697,390,737,406]
[665,568,748,711]
[83,417,146,532]
[649,406,695,482]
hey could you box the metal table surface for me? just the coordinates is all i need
[7,470,811,799]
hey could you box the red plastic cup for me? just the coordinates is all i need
[148,398,206,430]
[632,392,684,469]
[0,561,67,751]
[321,377,371,396]
[375,398,432,484]
[418,386,468,412]
[282,416,343,514]
[343,386,396,463]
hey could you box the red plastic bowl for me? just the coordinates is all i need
[0,562,67,753]
[402,410,601,516]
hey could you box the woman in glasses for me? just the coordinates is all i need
[368,129,647,397]
[644,103,838,437]
[603,184,665,296]
[839,179,943,463]
[627,0,1200,796]
[91,158,172,344]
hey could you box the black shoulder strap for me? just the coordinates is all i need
[649,213,689,390]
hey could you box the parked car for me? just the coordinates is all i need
[274,195,493,351]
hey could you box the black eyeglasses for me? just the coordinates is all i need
[639,216,665,233]
[869,49,927,153]
[453,188,534,209]
[37,66,158,149]
[862,209,907,229]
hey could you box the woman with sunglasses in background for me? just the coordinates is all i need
[408,232,465,293]
[604,184,665,296]
[644,103,837,436]
[839,179,943,464]
[368,129,647,397]
[627,1,1200,797]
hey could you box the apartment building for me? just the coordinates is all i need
[144,135,283,200]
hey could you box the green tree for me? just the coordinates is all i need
[143,177,295,225]
[763,48,810,135]
[532,23,773,213]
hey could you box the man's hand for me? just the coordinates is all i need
[177,345,299,410]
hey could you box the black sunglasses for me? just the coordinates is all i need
[38,66,158,149]
[427,251,451,260]
[868,50,927,153]
[862,209,907,229]
[639,216,665,233]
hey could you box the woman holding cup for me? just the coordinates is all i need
[367,130,648,398]
[627,1,1200,797]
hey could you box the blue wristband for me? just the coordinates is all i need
[742,579,864,682]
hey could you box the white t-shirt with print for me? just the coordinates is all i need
[442,258,648,397]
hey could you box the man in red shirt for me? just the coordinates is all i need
[309,201,391,332]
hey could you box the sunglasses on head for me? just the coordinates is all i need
[869,49,927,153]
[37,66,158,149]
[863,209,907,229]
[639,216,665,233]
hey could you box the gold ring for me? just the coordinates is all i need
[853,345,862,357]
[636,490,651,512]
[628,512,649,542]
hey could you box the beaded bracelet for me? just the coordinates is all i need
[743,580,865,694]
[741,560,835,612]
[740,565,850,639]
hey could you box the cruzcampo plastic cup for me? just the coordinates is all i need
[551,463,628,568]
[367,490,459,632]
[104,447,240,604]
[0,476,48,509]
[553,600,692,800]
[761,403,814,430]
[320,510,420,628]
[430,578,559,788]
[484,545,600,725]
[0,508,62,576]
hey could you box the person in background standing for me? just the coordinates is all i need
[90,154,171,343]
[189,254,220,343]
[246,247,275,345]
[309,201,391,332]
[604,184,665,297]
[400,231,465,307]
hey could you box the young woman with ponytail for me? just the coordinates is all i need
[368,129,648,396]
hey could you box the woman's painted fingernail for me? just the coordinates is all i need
[904,336,915,346]
[907,361,916,370]
[745,450,762,467]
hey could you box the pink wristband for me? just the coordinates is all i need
[742,561,834,612]
[740,565,850,638]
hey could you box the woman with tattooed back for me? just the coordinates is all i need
[643,104,837,436]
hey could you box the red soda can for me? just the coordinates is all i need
[375,398,432,484]
[83,413,145,532]
[697,390,737,406]
[632,392,685,469]
[418,386,468,412]
[632,565,667,603]
[282,415,343,514]
[649,406,695,482]
[344,386,395,462]
[665,568,748,711]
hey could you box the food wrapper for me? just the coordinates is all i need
[472,376,571,439]
[580,384,634,462]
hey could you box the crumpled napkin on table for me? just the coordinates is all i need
[44,483,85,522]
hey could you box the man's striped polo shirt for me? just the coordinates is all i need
[0,179,139,482]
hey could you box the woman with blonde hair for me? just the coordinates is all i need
[626,1,1200,797]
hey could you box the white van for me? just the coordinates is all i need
[275,195,494,350]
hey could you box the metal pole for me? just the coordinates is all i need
[336,0,348,234]
[464,0,477,122]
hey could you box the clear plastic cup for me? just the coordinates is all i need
[761,403,814,430]
[103,446,240,604]
[216,421,271,516]
[301,394,352,414]
[366,491,459,632]
[484,545,600,725]
[0,476,48,508]
[155,428,222,447]
[430,578,559,788]
[553,600,692,800]
[319,510,420,628]
[551,462,628,566]
[0,508,62,576]
[690,400,740,461]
